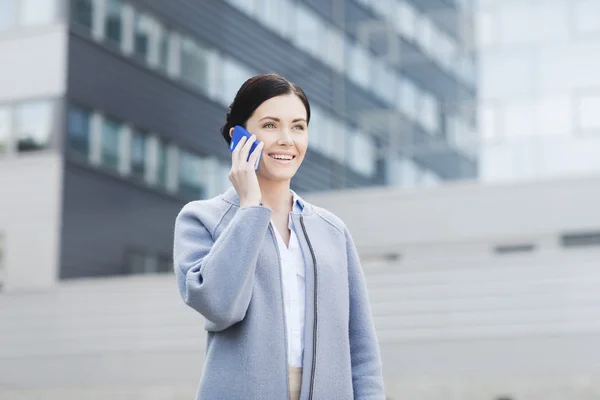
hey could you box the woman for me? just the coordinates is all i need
[173,73,385,400]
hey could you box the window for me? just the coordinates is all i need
[130,130,146,179]
[180,36,210,92]
[372,61,395,104]
[349,42,371,88]
[396,1,418,41]
[0,106,10,154]
[19,0,56,26]
[68,105,91,157]
[71,0,93,31]
[419,17,436,56]
[308,106,332,155]
[156,25,171,71]
[156,138,168,188]
[294,5,324,57]
[15,100,53,152]
[579,94,600,133]
[420,92,440,133]
[0,0,16,30]
[257,0,294,39]
[133,11,155,62]
[178,150,205,200]
[101,116,121,170]
[326,27,345,73]
[104,0,124,46]
[398,78,419,119]
[349,130,377,176]
[574,0,600,35]
[222,58,255,105]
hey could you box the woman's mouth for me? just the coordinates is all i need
[268,153,296,164]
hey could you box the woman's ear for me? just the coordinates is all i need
[229,126,235,139]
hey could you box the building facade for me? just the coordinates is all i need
[477,0,600,182]
[0,0,476,288]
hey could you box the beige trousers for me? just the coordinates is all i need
[288,367,302,400]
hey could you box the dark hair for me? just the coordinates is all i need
[220,73,311,144]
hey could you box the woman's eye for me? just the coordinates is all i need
[294,124,305,130]
[263,123,275,129]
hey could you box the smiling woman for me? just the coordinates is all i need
[172,73,385,400]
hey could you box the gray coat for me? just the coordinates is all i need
[173,187,385,399]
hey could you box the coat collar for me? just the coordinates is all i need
[221,186,314,216]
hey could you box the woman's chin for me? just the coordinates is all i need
[258,168,297,182]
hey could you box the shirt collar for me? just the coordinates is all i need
[290,190,304,214]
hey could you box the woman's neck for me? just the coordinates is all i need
[257,178,293,214]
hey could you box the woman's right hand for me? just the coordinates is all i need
[229,135,264,208]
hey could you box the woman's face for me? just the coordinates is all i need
[237,94,309,182]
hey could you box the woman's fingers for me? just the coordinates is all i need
[248,141,264,170]
[231,136,247,168]
[239,135,257,164]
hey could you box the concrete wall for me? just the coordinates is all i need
[0,153,63,291]
[302,175,600,265]
[0,24,68,103]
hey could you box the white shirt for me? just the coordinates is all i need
[270,193,305,367]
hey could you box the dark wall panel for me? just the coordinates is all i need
[60,161,183,278]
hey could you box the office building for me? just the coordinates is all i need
[477,0,600,182]
[0,0,476,289]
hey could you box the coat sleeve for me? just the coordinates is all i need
[173,202,272,331]
[345,226,386,399]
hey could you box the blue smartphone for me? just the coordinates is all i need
[229,125,262,171]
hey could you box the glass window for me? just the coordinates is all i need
[257,0,294,38]
[0,0,16,30]
[101,116,121,170]
[372,61,396,104]
[19,0,56,26]
[104,0,123,46]
[396,1,418,41]
[349,42,371,88]
[222,57,255,105]
[156,25,170,71]
[15,100,53,152]
[349,130,377,176]
[133,11,156,62]
[419,17,436,56]
[178,150,205,200]
[156,138,168,188]
[130,130,146,179]
[579,94,600,133]
[294,5,324,57]
[574,0,600,35]
[0,106,10,154]
[420,92,439,133]
[180,36,210,92]
[326,26,345,73]
[71,0,93,31]
[307,106,327,154]
[67,105,91,157]
[398,78,419,119]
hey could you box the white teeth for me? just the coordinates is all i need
[271,155,293,160]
